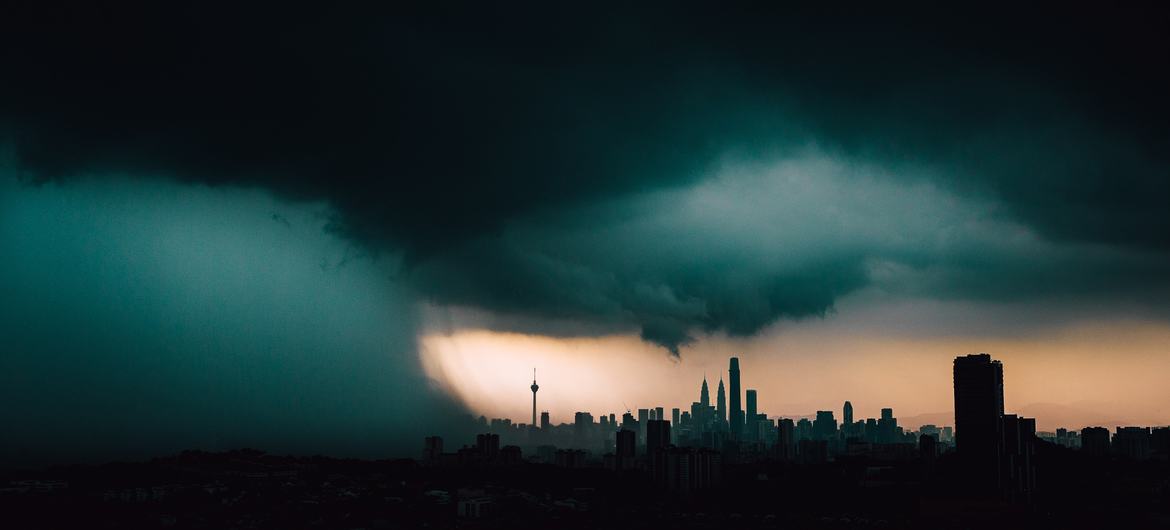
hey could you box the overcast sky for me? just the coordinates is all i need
[2,4,1169,463]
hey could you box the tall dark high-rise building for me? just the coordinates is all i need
[573,411,593,444]
[1114,427,1152,459]
[729,357,743,439]
[672,408,681,428]
[1081,426,1110,456]
[622,412,637,433]
[700,376,710,408]
[745,389,758,441]
[843,401,853,425]
[776,418,796,460]
[814,411,837,441]
[647,419,671,454]
[876,408,898,443]
[1001,414,1037,501]
[953,353,1005,489]
[690,401,704,431]
[540,411,551,430]
[530,368,540,427]
[476,433,500,460]
[716,378,727,426]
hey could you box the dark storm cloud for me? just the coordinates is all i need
[0,177,475,464]
[3,3,1170,351]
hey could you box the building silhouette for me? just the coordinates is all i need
[614,429,636,470]
[647,419,671,454]
[814,411,837,441]
[729,357,743,439]
[1152,427,1170,458]
[953,353,1004,490]
[638,408,650,445]
[1000,414,1036,502]
[574,412,593,448]
[476,433,500,460]
[843,400,853,425]
[1114,427,1152,459]
[876,408,898,443]
[745,389,758,441]
[1080,426,1110,456]
[776,418,796,460]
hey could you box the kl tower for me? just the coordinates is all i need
[530,368,539,427]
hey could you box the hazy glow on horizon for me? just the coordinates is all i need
[421,316,1170,432]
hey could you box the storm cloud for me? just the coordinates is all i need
[3,2,1169,353]
[0,176,472,464]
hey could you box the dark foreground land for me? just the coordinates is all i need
[2,445,1168,529]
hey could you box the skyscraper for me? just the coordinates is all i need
[700,376,710,408]
[622,412,637,433]
[476,433,500,460]
[1081,426,1110,456]
[776,418,796,460]
[745,389,758,441]
[843,401,853,425]
[530,368,539,427]
[540,411,551,430]
[647,419,671,453]
[729,357,743,439]
[814,411,837,441]
[716,378,727,427]
[574,411,593,448]
[953,353,1005,489]
[877,407,898,443]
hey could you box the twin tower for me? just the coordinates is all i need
[697,357,747,438]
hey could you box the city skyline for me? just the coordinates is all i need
[442,352,1167,441]
[422,327,1170,433]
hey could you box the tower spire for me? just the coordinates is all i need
[530,367,540,428]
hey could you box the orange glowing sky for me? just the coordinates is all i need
[421,297,1170,432]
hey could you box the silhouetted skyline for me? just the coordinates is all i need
[449,354,1164,471]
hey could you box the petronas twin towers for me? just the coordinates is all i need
[695,357,744,438]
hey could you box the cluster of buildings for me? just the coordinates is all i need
[425,353,1170,499]
[472,357,954,460]
[424,356,958,492]
[1078,425,1170,459]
